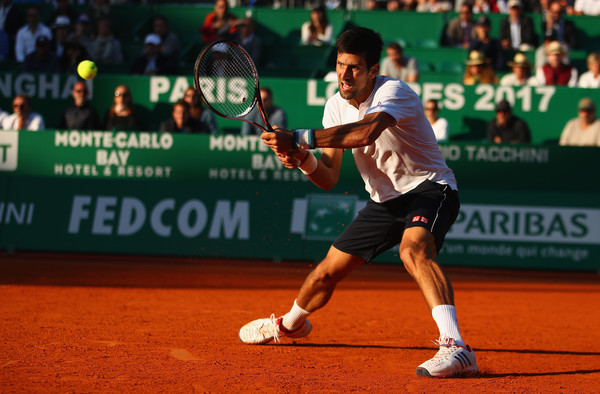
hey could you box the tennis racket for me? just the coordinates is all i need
[193,40,273,133]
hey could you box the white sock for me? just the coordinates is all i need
[282,299,311,332]
[431,304,466,347]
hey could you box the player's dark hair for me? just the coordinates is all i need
[336,27,383,69]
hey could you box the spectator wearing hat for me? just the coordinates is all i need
[578,52,600,88]
[463,50,499,85]
[131,33,177,75]
[535,41,578,86]
[89,18,123,65]
[22,35,61,73]
[1,95,45,131]
[444,3,475,49]
[51,15,71,58]
[153,15,181,61]
[469,15,505,71]
[14,5,52,62]
[67,14,94,52]
[487,100,531,144]
[48,0,79,28]
[543,0,577,50]
[500,52,539,86]
[559,98,600,146]
[380,42,419,83]
[500,0,538,52]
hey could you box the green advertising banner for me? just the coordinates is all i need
[1,73,599,143]
[0,131,599,271]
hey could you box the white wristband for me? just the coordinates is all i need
[299,151,318,175]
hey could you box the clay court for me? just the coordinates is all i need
[1,253,599,392]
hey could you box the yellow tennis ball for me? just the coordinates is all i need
[77,60,97,80]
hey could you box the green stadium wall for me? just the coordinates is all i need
[0,130,598,272]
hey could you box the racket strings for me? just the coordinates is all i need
[195,42,258,118]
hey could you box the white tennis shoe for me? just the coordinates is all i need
[239,314,312,344]
[416,335,478,377]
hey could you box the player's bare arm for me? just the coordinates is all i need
[261,111,396,155]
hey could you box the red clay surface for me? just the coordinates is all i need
[1,252,599,392]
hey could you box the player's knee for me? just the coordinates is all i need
[308,265,337,289]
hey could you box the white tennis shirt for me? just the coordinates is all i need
[322,76,457,203]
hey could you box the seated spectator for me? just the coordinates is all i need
[424,99,449,142]
[365,0,383,9]
[500,0,538,52]
[535,41,578,86]
[61,39,91,74]
[379,42,419,83]
[500,52,539,86]
[1,95,45,131]
[131,34,177,75]
[444,3,475,49]
[160,100,210,133]
[236,17,261,65]
[104,85,143,131]
[59,81,100,130]
[472,0,499,13]
[387,0,402,11]
[573,0,600,15]
[416,0,452,12]
[403,0,419,10]
[487,100,531,144]
[153,15,181,61]
[22,35,61,73]
[559,98,600,146]
[463,50,499,85]
[301,5,333,47]
[200,0,238,43]
[51,15,71,58]
[469,15,504,71]
[67,14,94,52]
[0,0,24,51]
[535,31,560,69]
[48,0,79,27]
[183,87,218,134]
[543,0,577,50]
[86,0,110,36]
[15,5,52,62]
[578,52,600,88]
[89,18,123,65]
[241,87,287,136]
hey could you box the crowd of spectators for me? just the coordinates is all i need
[0,0,598,145]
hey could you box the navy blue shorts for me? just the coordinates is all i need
[332,180,460,262]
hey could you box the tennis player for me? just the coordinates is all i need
[240,27,478,378]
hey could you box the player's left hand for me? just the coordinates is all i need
[261,126,293,155]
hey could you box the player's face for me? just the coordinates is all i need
[336,52,378,106]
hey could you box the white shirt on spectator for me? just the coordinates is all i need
[577,71,600,88]
[574,0,600,15]
[1,112,45,131]
[431,118,449,142]
[14,23,52,62]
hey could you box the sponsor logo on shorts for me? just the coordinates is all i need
[412,216,429,224]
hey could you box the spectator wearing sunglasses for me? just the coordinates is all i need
[1,94,45,131]
[104,85,143,131]
[59,81,100,130]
